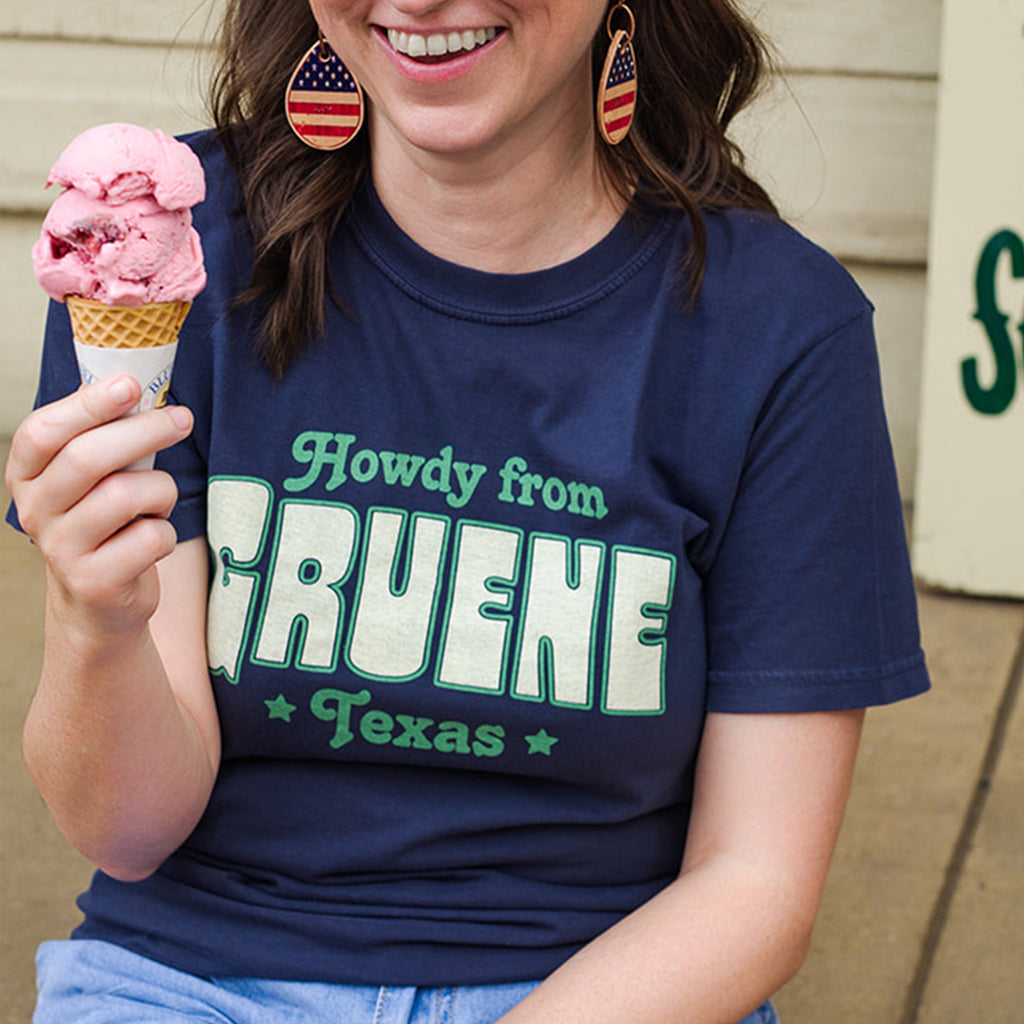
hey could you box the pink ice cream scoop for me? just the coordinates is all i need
[32,123,206,306]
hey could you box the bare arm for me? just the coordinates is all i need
[497,708,865,1024]
[7,377,219,881]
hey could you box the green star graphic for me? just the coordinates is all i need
[265,694,297,722]
[524,729,559,755]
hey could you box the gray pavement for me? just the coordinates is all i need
[2,442,1022,1024]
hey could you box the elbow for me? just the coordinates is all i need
[70,830,173,884]
[96,857,163,884]
[748,861,826,987]
[776,921,815,986]
[67,819,183,885]
[767,896,819,990]
[21,709,51,793]
[23,733,175,884]
[50,815,170,884]
[22,715,212,884]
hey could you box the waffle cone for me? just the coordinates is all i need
[66,296,191,350]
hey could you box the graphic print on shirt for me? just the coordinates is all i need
[205,430,677,762]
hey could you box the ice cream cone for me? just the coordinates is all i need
[67,296,190,469]
[66,296,191,350]
[34,124,207,469]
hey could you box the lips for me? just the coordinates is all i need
[385,26,501,63]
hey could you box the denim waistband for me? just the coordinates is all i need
[34,938,779,1024]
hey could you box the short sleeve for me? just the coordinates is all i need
[704,307,929,712]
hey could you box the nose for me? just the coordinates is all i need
[387,0,454,16]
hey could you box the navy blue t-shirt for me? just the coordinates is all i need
[13,130,929,984]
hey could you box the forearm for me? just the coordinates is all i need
[497,859,811,1024]
[500,711,864,1024]
[23,581,217,882]
[8,383,216,880]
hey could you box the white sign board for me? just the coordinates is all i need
[913,0,1024,598]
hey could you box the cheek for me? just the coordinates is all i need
[563,2,609,39]
[309,0,369,37]
[545,6,606,69]
[310,3,374,68]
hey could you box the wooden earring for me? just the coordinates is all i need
[285,35,365,151]
[596,3,638,146]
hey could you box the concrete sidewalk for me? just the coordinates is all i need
[2,448,1022,1024]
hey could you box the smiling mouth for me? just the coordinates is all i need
[384,26,501,63]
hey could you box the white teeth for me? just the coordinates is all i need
[387,26,499,58]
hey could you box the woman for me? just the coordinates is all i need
[7,1,929,1021]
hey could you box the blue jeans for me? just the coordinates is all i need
[34,940,780,1023]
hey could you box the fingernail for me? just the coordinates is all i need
[168,405,192,431]
[109,377,135,404]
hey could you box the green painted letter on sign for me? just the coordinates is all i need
[963,229,1024,416]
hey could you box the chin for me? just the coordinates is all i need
[383,107,509,158]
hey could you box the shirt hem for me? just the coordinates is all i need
[706,651,930,713]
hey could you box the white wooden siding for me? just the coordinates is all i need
[750,0,942,76]
[0,0,211,45]
[0,38,210,211]
[0,0,943,496]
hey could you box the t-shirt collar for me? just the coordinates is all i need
[344,176,672,324]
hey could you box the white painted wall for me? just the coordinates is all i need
[0,0,942,498]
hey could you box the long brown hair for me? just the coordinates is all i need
[208,0,777,376]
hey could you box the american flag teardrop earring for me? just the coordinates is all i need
[285,34,365,151]
[596,3,637,146]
